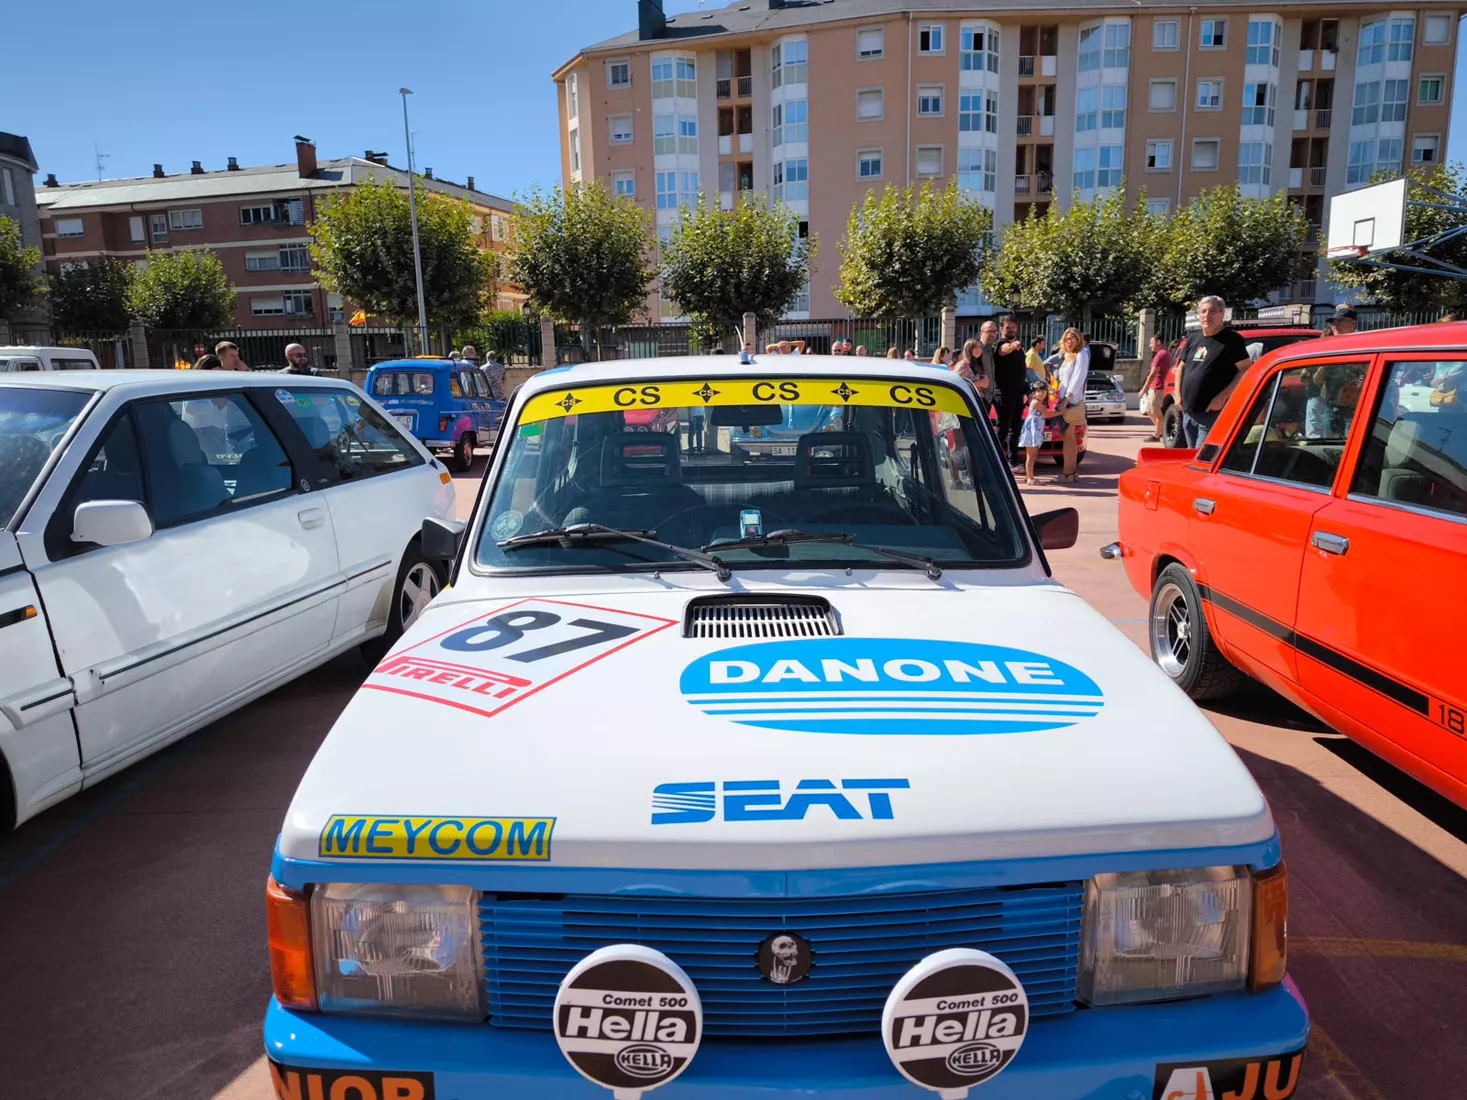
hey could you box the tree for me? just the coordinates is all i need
[125,249,235,333]
[1161,184,1308,309]
[660,195,814,332]
[511,183,653,355]
[1329,163,1467,314]
[836,181,992,321]
[311,175,498,334]
[456,309,536,361]
[50,257,133,330]
[0,216,44,321]
[981,186,1161,320]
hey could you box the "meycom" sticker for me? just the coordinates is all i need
[553,944,703,1098]
[882,948,1030,1097]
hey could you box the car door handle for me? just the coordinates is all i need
[1311,531,1350,555]
[298,507,326,530]
[1193,497,1216,516]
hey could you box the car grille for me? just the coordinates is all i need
[683,595,839,639]
[479,882,1082,1037]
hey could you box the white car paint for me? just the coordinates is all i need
[0,371,454,826]
[282,356,1273,873]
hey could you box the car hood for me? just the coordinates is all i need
[281,582,1272,872]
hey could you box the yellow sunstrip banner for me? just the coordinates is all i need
[519,377,972,424]
[319,815,555,861]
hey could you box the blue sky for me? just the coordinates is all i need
[9,1,1467,197]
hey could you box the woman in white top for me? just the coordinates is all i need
[1054,327,1090,482]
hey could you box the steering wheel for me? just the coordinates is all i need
[804,503,919,526]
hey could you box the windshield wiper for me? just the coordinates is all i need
[703,528,943,580]
[499,522,731,581]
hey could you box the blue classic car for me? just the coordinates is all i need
[365,358,505,471]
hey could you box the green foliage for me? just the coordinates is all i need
[1162,184,1308,309]
[511,183,653,331]
[660,195,814,330]
[311,175,498,330]
[50,257,133,330]
[124,249,235,333]
[1329,163,1467,314]
[981,186,1161,319]
[457,309,537,359]
[836,181,993,319]
[0,216,45,320]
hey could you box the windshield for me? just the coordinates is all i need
[475,374,1027,573]
[0,386,92,526]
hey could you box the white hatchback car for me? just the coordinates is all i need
[0,371,454,829]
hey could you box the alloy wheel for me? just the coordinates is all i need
[398,562,440,630]
[1151,581,1193,678]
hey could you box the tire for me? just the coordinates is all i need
[451,433,476,473]
[1161,403,1185,448]
[360,547,445,664]
[1148,563,1245,701]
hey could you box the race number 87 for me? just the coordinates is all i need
[440,610,638,663]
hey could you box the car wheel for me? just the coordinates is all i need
[1161,404,1184,448]
[1149,564,1244,701]
[360,547,445,664]
[452,433,476,472]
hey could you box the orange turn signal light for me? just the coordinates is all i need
[440,471,452,484]
[267,876,317,1011]
[1250,860,1288,990]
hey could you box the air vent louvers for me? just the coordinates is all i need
[684,596,839,638]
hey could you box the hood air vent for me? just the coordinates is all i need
[684,595,840,639]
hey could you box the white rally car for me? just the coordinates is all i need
[265,357,1308,1100]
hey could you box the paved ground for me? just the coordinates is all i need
[0,420,1463,1100]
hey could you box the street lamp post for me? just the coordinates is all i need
[400,88,430,355]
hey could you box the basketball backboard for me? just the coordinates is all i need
[1327,177,1407,258]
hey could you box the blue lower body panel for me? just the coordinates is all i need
[264,981,1308,1099]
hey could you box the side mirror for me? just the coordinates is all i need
[1031,507,1079,551]
[422,516,467,563]
[72,500,154,547]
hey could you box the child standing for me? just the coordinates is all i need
[1019,380,1053,485]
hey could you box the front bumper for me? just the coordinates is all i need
[265,981,1308,1099]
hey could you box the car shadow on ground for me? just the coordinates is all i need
[1018,444,1138,498]
[1313,737,1467,844]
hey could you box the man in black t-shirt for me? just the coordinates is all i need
[1176,296,1251,448]
[994,314,1029,463]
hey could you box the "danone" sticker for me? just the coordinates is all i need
[680,638,1103,735]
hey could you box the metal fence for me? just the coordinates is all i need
[957,315,1138,359]
[768,317,944,356]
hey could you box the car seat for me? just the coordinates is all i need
[793,431,876,493]
[160,419,229,520]
[562,432,701,527]
[1378,414,1467,510]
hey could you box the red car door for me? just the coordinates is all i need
[1294,354,1467,805]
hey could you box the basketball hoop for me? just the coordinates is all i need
[1325,245,1368,261]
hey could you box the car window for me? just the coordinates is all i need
[449,373,465,399]
[372,372,407,397]
[51,357,97,371]
[466,371,487,398]
[71,413,146,510]
[1220,364,1365,488]
[272,386,423,482]
[0,385,92,526]
[1351,360,1467,518]
[133,395,294,526]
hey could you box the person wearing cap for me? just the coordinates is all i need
[1326,304,1357,336]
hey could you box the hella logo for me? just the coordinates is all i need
[615,1044,674,1078]
[680,638,1103,735]
[947,1042,1003,1076]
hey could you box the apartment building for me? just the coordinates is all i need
[35,138,523,331]
[1,132,44,330]
[555,0,1462,318]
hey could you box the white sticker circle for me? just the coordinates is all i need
[882,948,1029,1097]
[553,944,703,1096]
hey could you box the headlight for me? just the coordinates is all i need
[311,883,482,1020]
[1079,866,1251,1006]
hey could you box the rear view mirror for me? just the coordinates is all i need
[422,516,467,563]
[709,404,784,428]
[72,500,154,547]
[1031,507,1079,551]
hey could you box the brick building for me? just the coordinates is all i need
[0,132,44,334]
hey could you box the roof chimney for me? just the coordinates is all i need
[190,160,204,174]
[364,149,389,166]
[227,156,240,171]
[153,163,165,178]
[294,135,317,178]
[423,167,433,180]
[44,173,59,188]
[638,0,666,40]
[466,175,475,191]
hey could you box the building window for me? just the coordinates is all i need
[1150,79,1177,111]
[1153,20,1179,50]
[1073,147,1097,190]
[612,170,635,197]
[1382,79,1408,122]
[918,24,944,53]
[1101,84,1126,129]
[917,85,944,116]
[678,115,698,154]
[1103,23,1130,68]
[610,114,634,144]
[1388,17,1415,62]
[858,149,883,178]
[957,147,997,194]
[54,217,84,238]
[772,40,807,87]
[1413,134,1440,163]
[245,250,280,272]
[772,100,808,146]
[251,296,286,316]
[129,215,145,243]
[915,145,943,177]
[168,208,203,230]
[1425,14,1451,44]
[653,114,675,155]
[1146,140,1173,170]
[566,73,579,119]
[1200,19,1226,49]
[1238,141,1271,185]
[0,167,13,206]
[656,171,676,209]
[1347,139,1374,184]
[1420,74,1446,105]
[150,213,168,242]
[283,290,313,316]
[1375,137,1403,178]
[569,128,581,173]
[1352,81,1380,125]
[774,159,808,201]
[1098,145,1123,187]
[676,57,697,97]
[1192,139,1220,170]
[240,205,276,225]
[1078,25,1100,72]
[1246,20,1280,67]
[857,26,884,59]
[857,87,884,120]
[608,58,631,88]
[1147,198,1171,217]
[1197,80,1223,109]
[959,93,981,131]
[490,213,509,241]
[280,243,310,273]
[985,90,998,133]
[1242,82,1275,126]
[960,25,999,72]
[1359,19,1385,65]
[652,59,674,98]
[1077,89,1098,131]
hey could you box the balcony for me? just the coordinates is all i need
[737,75,752,98]
[1315,108,1332,129]
[1310,166,1328,186]
[1019,55,1035,77]
[1015,174,1032,194]
[739,132,753,155]
[720,191,734,211]
[1036,171,1053,195]
[1039,115,1055,137]
[716,79,731,100]
[719,135,732,156]
[1041,55,1057,77]
[1289,166,1304,188]
[1321,50,1336,71]
[1294,109,1308,131]
[1306,223,1321,243]
[1299,49,1313,72]
[1017,115,1034,137]
[1295,279,1317,299]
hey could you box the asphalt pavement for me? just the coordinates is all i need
[0,421,1462,1100]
